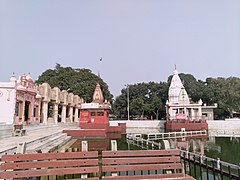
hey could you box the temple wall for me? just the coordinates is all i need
[0,83,16,124]
[109,120,164,128]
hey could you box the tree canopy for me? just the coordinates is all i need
[36,64,113,103]
[113,82,167,119]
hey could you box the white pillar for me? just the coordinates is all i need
[198,107,202,120]
[53,103,58,124]
[22,101,25,122]
[111,140,118,151]
[192,140,196,153]
[61,105,66,123]
[42,101,48,124]
[82,141,88,152]
[191,108,194,120]
[69,106,73,123]
[74,107,79,122]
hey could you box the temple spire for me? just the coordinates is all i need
[168,68,189,104]
[92,83,104,103]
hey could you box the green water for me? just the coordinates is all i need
[70,136,240,165]
[205,137,240,165]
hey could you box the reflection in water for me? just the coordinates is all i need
[61,133,240,166]
[176,136,240,166]
[205,137,240,166]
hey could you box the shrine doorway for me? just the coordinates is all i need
[24,101,30,122]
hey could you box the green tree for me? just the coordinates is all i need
[130,98,145,116]
[113,82,168,119]
[205,77,240,118]
[36,64,113,102]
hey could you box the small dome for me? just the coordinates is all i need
[10,72,17,82]
[26,73,33,81]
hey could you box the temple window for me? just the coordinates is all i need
[97,112,104,116]
[91,112,96,116]
[34,106,38,117]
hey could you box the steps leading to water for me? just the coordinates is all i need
[26,133,71,153]
[0,123,79,155]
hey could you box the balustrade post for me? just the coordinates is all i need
[217,158,220,169]
[111,140,118,151]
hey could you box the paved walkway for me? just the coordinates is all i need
[0,123,80,156]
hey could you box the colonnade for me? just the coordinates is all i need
[39,83,84,124]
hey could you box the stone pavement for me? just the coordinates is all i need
[0,123,80,156]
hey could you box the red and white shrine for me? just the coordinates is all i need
[79,83,111,129]
[63,83,126,138]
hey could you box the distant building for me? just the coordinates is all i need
[165,69,217,132]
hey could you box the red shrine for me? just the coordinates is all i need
[79,83,111,129]
[62,83,126,138]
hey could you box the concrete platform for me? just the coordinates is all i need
[0,123,80,156]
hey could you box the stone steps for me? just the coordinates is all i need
[42,135,72,153]
[26,133,69,153]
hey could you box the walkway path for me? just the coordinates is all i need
[0,123,80,156]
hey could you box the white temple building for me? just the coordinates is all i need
[166,69,217,121]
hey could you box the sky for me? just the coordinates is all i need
[0,0,240,98]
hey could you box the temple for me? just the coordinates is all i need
[64,83,126,138]
[0,73,41,125]
[79,83,111,129]
[165,69,217,132]
[0,73,83,125]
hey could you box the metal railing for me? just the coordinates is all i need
[147,130,207,140]
[181,150,240,180]
[126,134,240,179]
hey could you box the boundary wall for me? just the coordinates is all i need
[207,119,240,137]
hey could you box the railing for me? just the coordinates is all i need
[181,150,240,180]
[147,130,207,140]
[126,134,240,179]
[127,134,161,150]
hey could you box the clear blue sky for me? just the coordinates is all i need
[1,0,240,98]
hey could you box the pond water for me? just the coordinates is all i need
[66,135,240,166]
[205,137,240,165]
